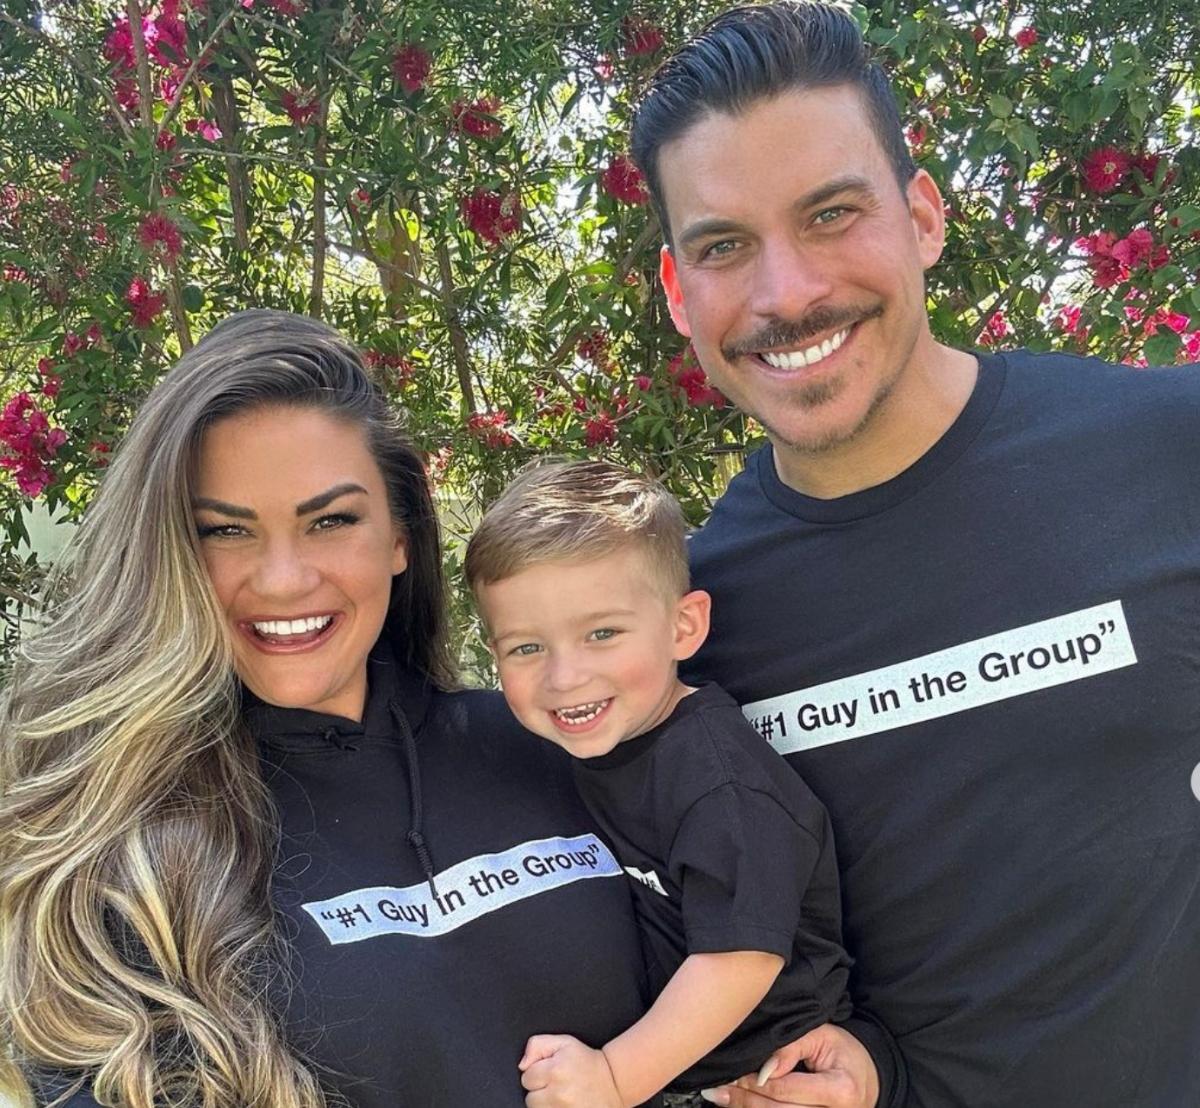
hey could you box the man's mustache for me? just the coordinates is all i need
[722,304,882,360]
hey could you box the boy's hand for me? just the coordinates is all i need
[519,1033,625,1108]
[698,1023,879,1107]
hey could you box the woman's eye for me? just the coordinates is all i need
[196,522,246,540]
[312,511,360,532]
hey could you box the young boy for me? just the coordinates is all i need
[466,461,852,1108]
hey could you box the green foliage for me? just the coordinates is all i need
[2,0,1198,675]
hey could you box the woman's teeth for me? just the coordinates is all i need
[253,615,333,637]
[553,699,610,724]
[761,326,850,369]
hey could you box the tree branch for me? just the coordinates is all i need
[434,240,477,417]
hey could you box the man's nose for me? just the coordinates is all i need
[747,237,835,324]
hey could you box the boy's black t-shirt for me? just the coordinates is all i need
[572,682,852,1091]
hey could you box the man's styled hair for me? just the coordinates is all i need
[631,1,917,240]
[466,460,690,604]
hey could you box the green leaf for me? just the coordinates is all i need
[182,285,204,312]
[988,94,1013,119]
[1143,330,1181,367]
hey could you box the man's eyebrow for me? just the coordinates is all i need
[191,482,369,520]
[676,174,877,252]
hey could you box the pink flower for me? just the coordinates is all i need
[392,44,432,93]
[594,54,614,82]
[453,97,503,139]
[197,119,222,142]
[126,275,167,327]
[635,374,653,391]
[62,332,84,357]
[139,211,183,264]
[622,17,664,57]
[281,89,319,127]
[1014,27,1038,49]
[1080,146,1132,194]
[1111,228,1155,269]
[600,154,648,205]
[0,392,66,498]
[459,189,521,246]
[1183,332,1200,362]
[977,309,1012,347]
[584,411,617,447]
[41,375,62,399]
[156,130,178,151]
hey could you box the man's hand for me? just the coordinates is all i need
[699,1023,879,1108]
[519,1033,625,1108]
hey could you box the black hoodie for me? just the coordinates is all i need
[43,648,656,1107]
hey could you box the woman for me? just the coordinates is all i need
[0,311,652,1107]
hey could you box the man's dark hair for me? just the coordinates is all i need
[631,1,916,242]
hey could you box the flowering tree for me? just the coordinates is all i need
[1,0,1198,670]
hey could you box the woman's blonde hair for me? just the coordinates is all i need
[0,310,452,1106]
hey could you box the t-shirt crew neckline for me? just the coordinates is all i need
[580,683,724,771]
[756,351,1006,524]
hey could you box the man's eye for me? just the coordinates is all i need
[814,206,850,226]
[701,239,738,260]
[510,643,542,657]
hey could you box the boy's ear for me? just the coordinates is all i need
[672,589,711,661]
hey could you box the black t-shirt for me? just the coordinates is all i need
[685,351,1200,1108]
[573,683,851,1091]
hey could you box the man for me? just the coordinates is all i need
[632,4,1200,1107]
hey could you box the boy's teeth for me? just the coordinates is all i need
[253,615,333,636]
[761,327,850,369]
[553,699,610,724]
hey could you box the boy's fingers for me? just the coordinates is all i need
[519,1057,555,1091]
[519,1034,568,1071]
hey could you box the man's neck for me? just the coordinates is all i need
[772,342,979,500]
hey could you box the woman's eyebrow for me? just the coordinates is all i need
[191,482,368,520]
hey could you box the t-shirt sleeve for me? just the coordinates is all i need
[669,782,822,960]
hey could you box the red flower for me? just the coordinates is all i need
[453,97,503,139]
[156,130,178,152]
[281,89,319,127]
[459,189,521,246]
[139,211,183,264]
[467,410,514,448]
[0,392,66,498]
[577,330,613,370]
[392,44,432,93]
[126,275,167,327]
[584,411,617,447]
[635,374,653,391]
[41,375,62,399]
[37,357,55,376]
[1080,146,1132,194]
[1013,27,1038,49]
[363,350,415,383]
[906,124,927,149]
[600,155,648,206]
[266,0,305,15]
[972,25,987,44]
[594,54,614,82]
[62,332,84,357]
[622,17,664,57]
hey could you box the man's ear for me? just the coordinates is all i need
[907,169,946,270]
[672,589,711,661]
[659,245,693,338]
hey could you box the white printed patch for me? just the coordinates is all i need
[303,834,621,945]
[624,865,668,896]
[744,601,1137,754]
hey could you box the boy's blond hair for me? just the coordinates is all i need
[466,460,690,601]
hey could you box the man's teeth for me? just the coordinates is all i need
[553,699,610,724]
[761,327,850,369]
[253,615,333,636]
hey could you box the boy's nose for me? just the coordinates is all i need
[544,651,588,692]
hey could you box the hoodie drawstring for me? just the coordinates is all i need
[390,700,439,901]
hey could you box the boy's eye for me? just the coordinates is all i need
[510,642,542,657]
[589,628,618,642]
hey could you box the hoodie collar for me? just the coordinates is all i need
[244,642,434,752]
